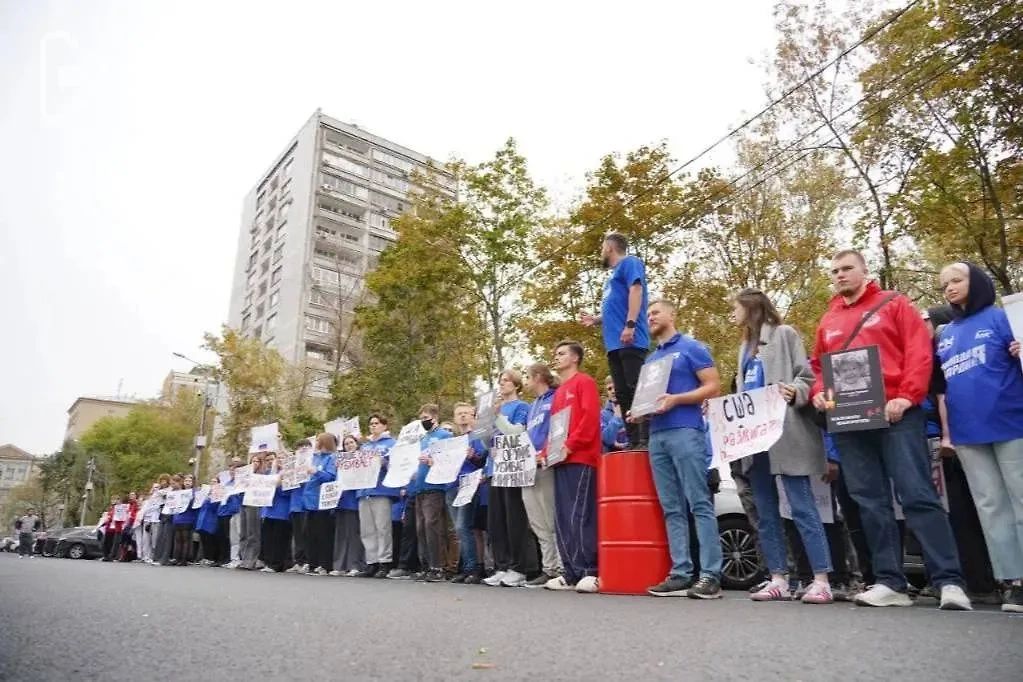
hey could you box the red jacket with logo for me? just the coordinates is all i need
[810,281,932,405]
[548,371,602,468]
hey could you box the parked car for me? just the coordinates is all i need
[714,486,760,590]
[0,536,18,552]
[54,527,105,560]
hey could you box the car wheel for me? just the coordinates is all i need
[67,543,87,560]
[718,516,761,591]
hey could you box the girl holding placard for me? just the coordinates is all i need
[171,475,197,566]
[304,433,339,576]
[333,434,367,577]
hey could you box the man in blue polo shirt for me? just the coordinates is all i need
[630,299,723,599]
[580,233,650,447]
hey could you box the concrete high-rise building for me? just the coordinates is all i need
[227,110,455,398]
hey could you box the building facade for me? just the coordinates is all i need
[162,369,218,402]
[65,396,139,442]
[226,110,455,397]
[0,444,39,507]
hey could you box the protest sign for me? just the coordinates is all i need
[473,390,498,442]
[164,489,192,515]
[927,438,950,512]
[217,469,232,485]
[453,470,483,507]
[337,451,382,491]
[112,504,129,523]
[707,385,788,464]
[382,442,420,488]
[1003,293,1023,369]
[545,407,571,468]
[396,420,426,446]
[425,435,469,485]
[777,476,834,524]
[210,484,227,504]
[325,416,362,440]
[233,464,254,493]
[243,474,277,507]
[490,433,537,487]
[279,446,313,491]
[249,422,280,453]
[191,484,211,509]
[631,356,673,418]
[318,481,342,510]
[821,345,887,432]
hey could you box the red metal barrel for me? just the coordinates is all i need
[597,449,670,595]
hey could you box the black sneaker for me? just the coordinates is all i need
[449,573,468,584]
[388,568,413,580]
[687,576,723,600]
[464,572,483,585]
[1002,585,1023,613]
[524,573,553,589]
[413,571,429,582]
[647,575,693,597]
[373,567,390,579]
[425,569,445,583]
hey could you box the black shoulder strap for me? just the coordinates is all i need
[840,292,899,351]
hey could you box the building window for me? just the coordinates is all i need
[312,266,339,286]
[248,252,258,270]
[372,149,415,174]
[261,258,270,275]
[273,245,284,264]
[311,376,331,395]
[271,267,282,285]
[255,303,264,320]
[309,290,331,307]
[306,344,334,362]
[279,200,291,222]
[323,152,369,178]
[257,190,266,206]
[372,169,409,194]
[371,192,406,214]
[369,214,390,230]
[244,292,254,308]
[258,281,268,298]
[276,222,286,242]
[283,158,293,178]
[266,312,277,332]
[305,315,330,334]
[320,173,369,200]
[269,290,280,308]
[263,239,272,254]
[368,235,391,252]
[246,271,255,288]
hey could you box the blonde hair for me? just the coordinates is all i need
[499,369,523,392]
[939,262,969,286]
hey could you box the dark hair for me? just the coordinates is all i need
[833,249,867,267]
[342,435,360,452]
[296,439,312,448]
[368,413,388,426]
[604,233,628,254]
[555,340,585,365]
[316,433,338,451]
[735,288,783,350]
[526,363,559,388]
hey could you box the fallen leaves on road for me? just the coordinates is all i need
[471,663,496,670]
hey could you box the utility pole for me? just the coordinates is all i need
[79,458,96,527]
[193,385,210,482]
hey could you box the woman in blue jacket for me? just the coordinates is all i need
[937,262,1023,613]
[195,478,221,566]
[171,475,197,566]
[357,415,399,578]
[304,433,339,576]
[334,435,367,577]
[216,459,244,568]
[261,469,293,573]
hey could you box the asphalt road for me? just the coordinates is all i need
[1,553,1020,681]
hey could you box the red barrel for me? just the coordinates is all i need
[597,449,670,595]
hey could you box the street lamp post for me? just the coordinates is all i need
[173,352,217,482]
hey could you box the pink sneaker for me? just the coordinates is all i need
[801,582,834,605]
[750,580,791,602]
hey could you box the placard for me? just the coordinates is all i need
[928,438,950,512]
[382,442,421,488]
[1003,293,1023,369]
[243,474,277,507]
[631,356,673,418]
[191,484,211,509]
[490,433,537,487]
[318,481,342,510]
[210,484,227,504]
[337,451,382,491]
[112,504,129,523]
[249,422,280,453]
[707,385,788,464]
[280,446,313,491]
[325,416,362,440]
[545,407,571,468]
[821,345,887,432]
[453,470,483,507]
[425,435,469,485]
[473,390,498,442]
[396,420,426,445]
[777,476,834,524]
[164,489,192,515]
[217,469,232,485]
[233,464,254,493]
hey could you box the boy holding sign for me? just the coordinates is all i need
[411,405,454,583]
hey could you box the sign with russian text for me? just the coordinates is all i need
[453,470,483,507]
[242,474,277,507]
[490,433,537,487]
[191,484,211,509]
[425,435,469,485]
[318,481,342,510]
[382,442,420,488]
[821,345,887,432]
[337,451,382,491]
[473,390,498,442]
[112,504,129,523]
[707,385,788,464]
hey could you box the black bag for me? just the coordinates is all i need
[803,292,900,430]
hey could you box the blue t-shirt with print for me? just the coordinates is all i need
[646,333,716,433]
[936,306,1023,445]
[600,255,649,352]
[741,353,765,391]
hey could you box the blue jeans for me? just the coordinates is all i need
[747,452,832,575]
[831,408,964,591]
[445,487,478,573]
[649,427,722,580]
[956,438,1023,581]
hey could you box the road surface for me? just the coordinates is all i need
[1,553,1020,681]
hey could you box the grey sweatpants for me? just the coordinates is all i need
[359,496,393,564]
[238,506,261,568]
[522,467,562,576]
[333,509,365,572]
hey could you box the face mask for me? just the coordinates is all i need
[421,418,434,431]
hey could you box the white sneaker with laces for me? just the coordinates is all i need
[260,567,275,573]
[224,561,240,569]
[285,565,299,573]
[854,584,913,607]
[346,569,361,577]
[483,571,508,587]
[328,570,342,576]
[544,576,572,591]
[939,584,973,611]
[500,570,526,587]
[575,576,599,593]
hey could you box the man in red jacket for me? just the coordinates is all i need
[544,340,602,593]
[810,250,969,610]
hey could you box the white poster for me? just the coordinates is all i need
[777,476,834,525]
[1002,293,1023,368]
[473,390,498,441]
[217,469,232,485]
[425,435,469,485]
[453,470,483,507]
[325,416,362,440]
[337,451,382,491]
[396,419,426,445]
[707,385,788,464]
[233,464,254,493]
[490,433,537,487]
[382,442,421,488]
[164,489,192,515]
[630,355,673,418]
[112,504,129,523]
[249,422,280,453]
[210,484,227,504]
[191,484,211,509]
[545,407,571,468]
[318,481,342,510]
[243,474,277,507]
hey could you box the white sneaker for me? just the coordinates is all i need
[854,584,913,607]
[328,570,342,577]
[544,576,572,591]
[939,584,973,611]
[285,565,299,573]
[483,571,508,587]
[260,567,275,573]
[346,568,361,577]
[296,564,310,574]
[255,560,266,570]
[575,576,599,593]
[500,570,527,587]
[313,567,329,576]
[224,561,240,569]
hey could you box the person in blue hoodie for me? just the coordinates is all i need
[216,459,244,568]
[195,477,221,566]
[286,440,312,573]
[600,376,628,452]
[171,475,197,566]
[304,433,339,576]
[521,363,564,587]
[412,404,455,582]
[447,402,487,584]
[483,370,539,588]
[260,465,292,573]
[357,415,399,579]
[333,435,367,577]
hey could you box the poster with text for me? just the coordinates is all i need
[490,433,537,487]
[821,345,887,432]
[545,407,571,468]
[210,484,227,504]
[318,481,342,510]
[382,442,421,488]
[453,470,483,507]
[927,438,950,512]
[777,476,834,524]
[337,451,382,491]
[243,474,277,507]
[630,355,673,418]
[233,464,254,493]
[112,504,129,523]
[217,469,232,485]
[165,489,192,515]
[707,385,788,464]
[396,420,426,446]
[425,435,469,485]
[249,422,280,453]
[473,390,498,442]
[191,484,211,509]
[325,417,362,440]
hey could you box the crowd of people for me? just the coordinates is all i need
[89,237,1022,615]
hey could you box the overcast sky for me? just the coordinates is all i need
[0,1,782,455]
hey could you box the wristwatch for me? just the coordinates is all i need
[625,320,636,329]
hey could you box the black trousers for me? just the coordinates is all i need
[392,521,403,567]
[172,526,192,564]
[306,510,335,571]
[488,486,538,575]
[607,346,648,446]
[215,516,232,565]
[155,515,174,564]
[398,498,419,571]
[290,511,308,567]
[103,530,122,560]
[200,531,219,563]
[263,518,293,572]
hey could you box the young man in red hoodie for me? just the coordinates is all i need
[810,250,969,610]
[544,340,602,593]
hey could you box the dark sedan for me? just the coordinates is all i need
[54,527,104,560]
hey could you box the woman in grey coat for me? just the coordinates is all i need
[733,289,833,604]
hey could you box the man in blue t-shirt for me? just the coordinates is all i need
[580,233,650,447]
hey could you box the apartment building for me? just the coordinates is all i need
[65,396,140,442]
[227,110,455,397]
[162,369,218,402]
[0,444,39,507]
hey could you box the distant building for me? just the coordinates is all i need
[162,369,218,402]
[0,444,40,507]
[65,396,140,442]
